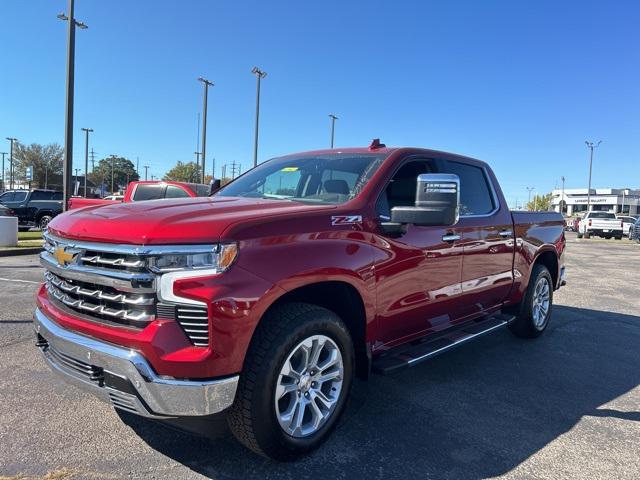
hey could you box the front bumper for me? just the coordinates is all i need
[33,307,238,418]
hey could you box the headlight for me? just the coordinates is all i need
[150,243,238,273]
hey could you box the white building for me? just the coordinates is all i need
[551,188,640,216]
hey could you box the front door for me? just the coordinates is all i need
[373,159,465,345]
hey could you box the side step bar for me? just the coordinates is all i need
[372,313,515,375]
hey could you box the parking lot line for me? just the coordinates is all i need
[0,277,40,284]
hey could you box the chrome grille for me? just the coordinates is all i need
[41,233,211,346]
[176,306,209,347]
[37,335,104,384]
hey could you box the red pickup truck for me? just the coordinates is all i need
[67,180,211,210]
[34,144,565,460]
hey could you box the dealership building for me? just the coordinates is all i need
[550,188,640,216]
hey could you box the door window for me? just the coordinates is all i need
[376,160,435,220]
[12,192,27,202]
[0,192,14,202]
[445,162,495,216]
[132,184,164,201]
[30,191,53,201]
[165,185,190,198]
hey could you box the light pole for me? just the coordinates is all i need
[197,77,214,184]
[6,138,17,190]
[81,127,93,197]
[0,152,7,191]
[144,165,149,181]
[560,176,565,214]
[109,154,117,193]
[251,66,267,168]
[585,140,602,212]
[329,114,338,148]
[58,0,88,211]
[526,186,535,211]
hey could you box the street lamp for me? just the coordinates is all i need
[560,176,566,214]
[329,114,338,148]
[81,127,93,197]
[585,140,602,212]
[143,165,149,181]
[197,77,214,184]
[6,138,17,190]
[526,186,535,211]
[109,154,117,193]
[251,66,267,168]
[58,0,88,211]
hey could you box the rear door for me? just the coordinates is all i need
[444,160,515,321]
[4,191,30,223]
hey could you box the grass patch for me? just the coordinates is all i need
[18,231,43,241]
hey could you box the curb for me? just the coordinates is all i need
[0,247,43,257]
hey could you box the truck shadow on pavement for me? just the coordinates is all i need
[119,305,640,479]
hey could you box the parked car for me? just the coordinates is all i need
[35,144,565,460]
[67,181,211,210]
[0,204,16,217]
[0,189,62,230]
[577,211,623,239]
[617,215,637,237]
[629,217,640,242]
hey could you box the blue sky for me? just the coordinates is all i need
[1,0,638,206]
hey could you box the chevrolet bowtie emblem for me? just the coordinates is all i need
[54,247,76,266]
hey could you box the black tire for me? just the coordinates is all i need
[577,231,583,239]
[508,264,554,338]
[615,235,622,240]
[584,231,590,239]
[38,215,52,231]
[227,302,354,461]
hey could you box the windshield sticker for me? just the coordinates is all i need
[331,215,362,226]
[281,167,299,172]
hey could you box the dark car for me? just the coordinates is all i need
[629,217,640,242]
[0,203,16,217]
[0,189,62,230]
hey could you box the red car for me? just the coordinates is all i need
[67,181,211,210]
[35,143,565,460]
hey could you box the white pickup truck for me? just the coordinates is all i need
[577,211,624,239]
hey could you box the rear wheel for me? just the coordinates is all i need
[577,231,583,239]
[508,264,553,338]
[228,303,354,460]
[615,235,622,240]
[584,231,591,239]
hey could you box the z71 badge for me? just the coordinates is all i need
[331,215,362,226]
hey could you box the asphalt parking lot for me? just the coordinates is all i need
[0,233,638,480]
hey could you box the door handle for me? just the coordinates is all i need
[498,230,513,238]
[442,233,461,242]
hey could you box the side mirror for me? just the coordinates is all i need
[209,179,222,195]
[391,173,460,227]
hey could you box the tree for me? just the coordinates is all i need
[88,157,139,194]
[12,142,63,189]
[163,161,202,183]
[527,193,552,211]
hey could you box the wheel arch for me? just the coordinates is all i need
[532,248,559,289]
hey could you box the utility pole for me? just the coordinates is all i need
[560,176,565,214]
[194,151,201,165]
[526,187,535,211]
[329,114,338,148]
[136,156,139,177]
[109,154,117,193]
[6,138,17,190]
[221,164,227,180]
[81,127,93,197]
[197,77,214,184]
[90,148,96,171]
[585,140,602,212]
[151,175,156,181]
[58,0,88,211]
[251,66,267,168]
[0,152,7,191]
[144,165,149,181]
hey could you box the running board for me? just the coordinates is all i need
[372,313,515,375]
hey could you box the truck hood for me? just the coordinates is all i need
[47,196,336,245]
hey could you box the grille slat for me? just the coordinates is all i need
[176,305,209,347]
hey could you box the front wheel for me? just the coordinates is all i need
[228,303,354,460]
[38,215,52,231]
[508,264,554,338]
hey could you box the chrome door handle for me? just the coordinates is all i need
[499,230,513,238]
[442,233,461,242]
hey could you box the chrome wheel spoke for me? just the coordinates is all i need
[275,334,344,438]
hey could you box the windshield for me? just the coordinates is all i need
[215,153,387,204]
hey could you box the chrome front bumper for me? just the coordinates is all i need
[33,307,238,418]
